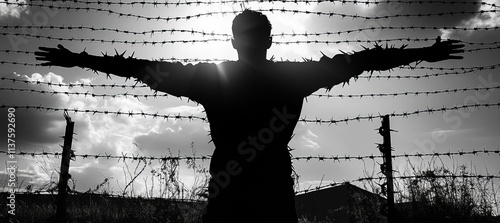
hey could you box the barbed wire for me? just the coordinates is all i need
[3,84,499,100]
[2,25,498,39]
[1,43,498,57]
[0,61,40,67]
[24,0,500,8]
[271,39,500,46]
[1,2,498,22]
[1,102,499,124]
[1,149,498,162]
[395,63,499,72]
[0,76,150,89]
[0,87,169,99]
[0,25,231,37]
[2,45,500,57]
[0,32,231,45]
[0,45,500,58]
[0,150,212,161]
[310,85,500,99]
[293,149,500,162]
[353,68,498,80]
[0,104,209,121]
[1,63,497,85]
[297,102,500,125]
[3,31,500,46]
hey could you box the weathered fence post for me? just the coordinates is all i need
[380,115,395,223]
[56,111,74,221]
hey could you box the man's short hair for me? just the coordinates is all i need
[232,10,272,40]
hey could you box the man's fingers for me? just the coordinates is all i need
[451,49,464,54]
[34,51,50,56]
[35,56,48,61]
[37,46,58,52]
[449,43,465,48]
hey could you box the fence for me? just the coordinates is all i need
[1,0,499,221]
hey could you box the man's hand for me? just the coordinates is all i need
[424,37,464,63]
[35,44,80,67]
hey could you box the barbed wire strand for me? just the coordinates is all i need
[1,65,498,91]
[1,2,498,22]
[23,0,500,8]
[3,31,500,47]
[0,76,149,88]
[1,102,499,124]
[2,85,499,100]
[1,149,498,162]
[2,25,498,38]
[2,42,498,57]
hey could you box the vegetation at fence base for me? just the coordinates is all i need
[0,192,205,223]
[299,161,499,223]
[394,165,500,223]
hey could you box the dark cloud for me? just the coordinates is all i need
[0,72,69,150]
[378,0,482,26]
[304,0,483,43]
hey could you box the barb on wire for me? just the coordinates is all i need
[1,102,499,124]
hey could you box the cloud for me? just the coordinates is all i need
[379,0,482,26]
[0,73,72,149]
[0,0,28,19]
[440,0,500,38]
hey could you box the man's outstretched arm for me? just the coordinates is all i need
[34,44,215,98]
[286,37,464,96]
[344,37,464,75]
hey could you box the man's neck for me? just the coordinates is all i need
[237,49,268,64]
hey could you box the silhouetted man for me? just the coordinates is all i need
[35,10,463,223]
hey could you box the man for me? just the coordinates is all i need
[35,9,463,223]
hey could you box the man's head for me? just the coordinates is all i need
[232,10,272,57]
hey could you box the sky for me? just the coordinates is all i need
[0,0,499,204]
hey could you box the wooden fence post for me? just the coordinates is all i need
[56,111,74,221]
[380,115,395,223]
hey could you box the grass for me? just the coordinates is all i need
[1,192,205,223]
